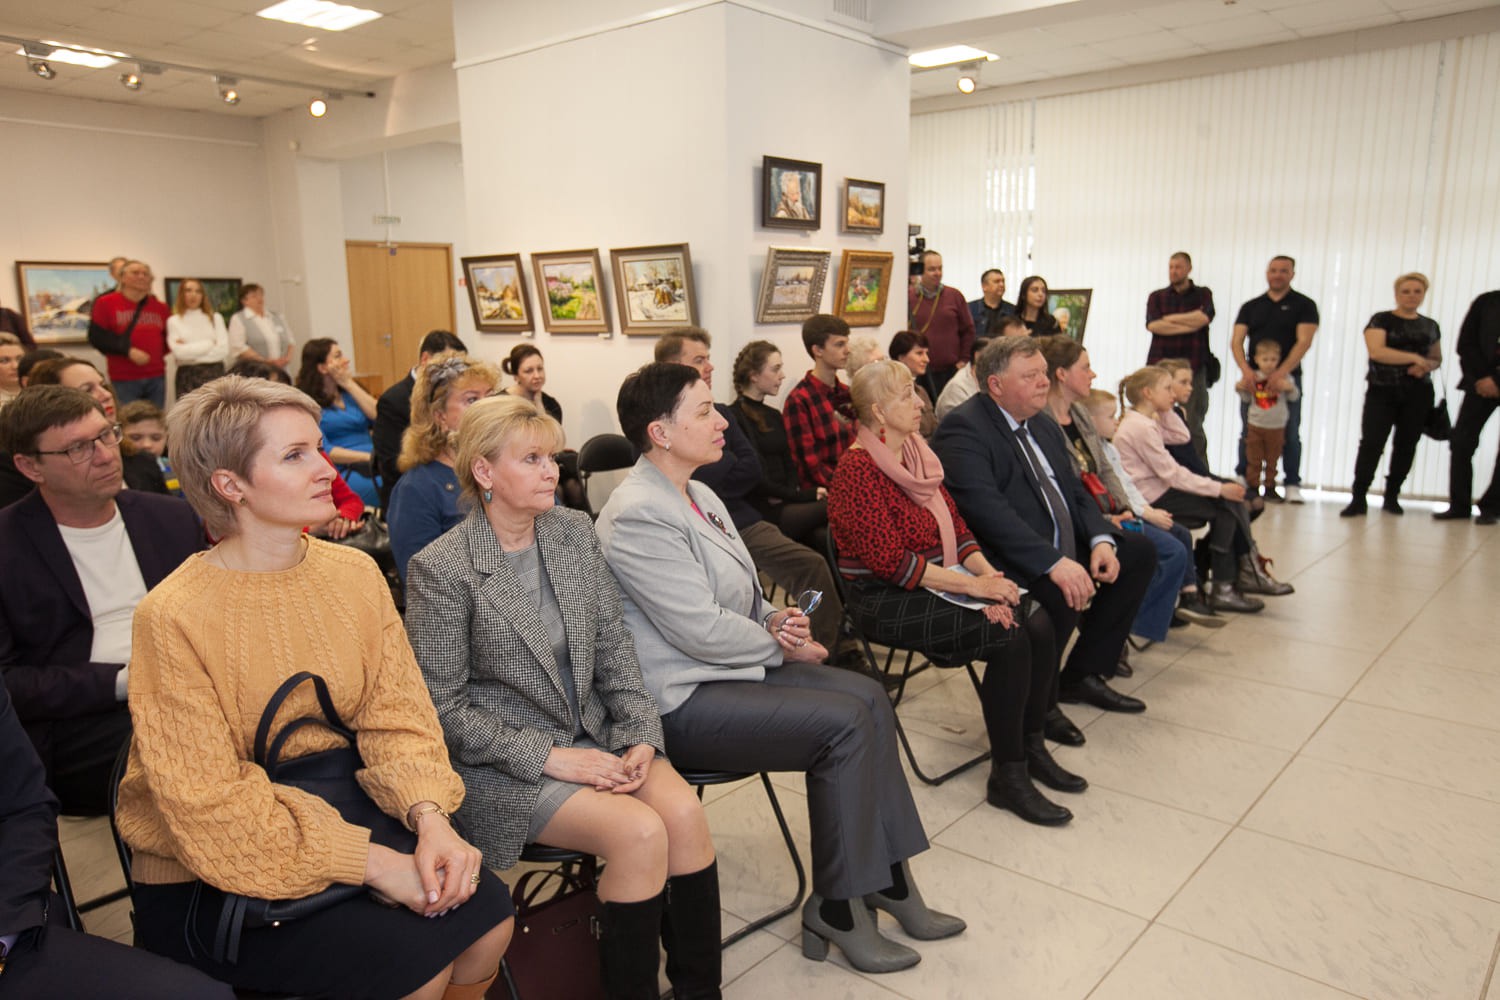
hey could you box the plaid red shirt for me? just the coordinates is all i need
[1145,281,1215,370]
[782,370,856,490]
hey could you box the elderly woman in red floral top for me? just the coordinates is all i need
[828,361,1086,827]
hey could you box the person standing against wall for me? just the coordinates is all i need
[969,268,1015,340]
[1436,289,1500,523]
[87,260,170,408]
[1145,252,1216,465]
[1231,256,1319,503]
[907,250,975,398]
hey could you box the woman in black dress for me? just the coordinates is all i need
[727,340,827,548]
[1341,272,1443,517]
[1015,276,1060,337]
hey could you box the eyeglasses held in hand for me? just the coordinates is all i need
[33,424,124,464]
[796,589,824,616]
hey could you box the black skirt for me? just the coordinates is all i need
[133,870,513,999]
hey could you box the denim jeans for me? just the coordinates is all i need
[113,375,165,409]
[1131,521,1190,642]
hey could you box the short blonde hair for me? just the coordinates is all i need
[1156,357,1192,376]
[167,376,320,538]
[849,359,913,428]
[454,394,565,507]
[398,351,500,472]
[845,335,883,378]
[1395,271,1429,294]
[1086,388,1116,410]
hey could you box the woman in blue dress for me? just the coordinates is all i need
[295,338,381,507]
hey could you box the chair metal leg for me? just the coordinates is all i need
[720,774,807,948]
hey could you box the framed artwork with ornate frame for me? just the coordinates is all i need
[461,253,533,333]
[14,260,113,344]
[762,155,822,231]
[531,249,610,334]
[832,250,894,328]
[609,243,696,335]
[1046,288,1093,343]
[755,247,831,324]
[842,178,885,234]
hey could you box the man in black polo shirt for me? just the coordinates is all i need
[1146,251,1216,464]
[969,268,1015,339]
[1231,255,1319,503]
[1436,290,1500,523]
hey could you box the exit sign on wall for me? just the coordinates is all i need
[372,214,401,225]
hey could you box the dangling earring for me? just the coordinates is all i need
[878,425,886,443]
[482,488,493,502]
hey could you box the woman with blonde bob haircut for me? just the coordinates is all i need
[404,393,721,1000]
[387,351,502,578]
[118,376,513,1000]
[828,361,1080,825]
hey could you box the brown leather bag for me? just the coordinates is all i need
[502,859,606,999]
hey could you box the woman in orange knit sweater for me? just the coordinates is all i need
[115,376,512,1000]
[827,361,1084,827]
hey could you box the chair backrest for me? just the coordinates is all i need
[576,433,637,515]
[108,737,134,888]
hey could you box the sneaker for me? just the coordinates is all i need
[1177,592,1227,628]
[1284,484,1304,504]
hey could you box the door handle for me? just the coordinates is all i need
[381,333,393,347]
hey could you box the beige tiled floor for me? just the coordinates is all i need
[58,497,1500,998]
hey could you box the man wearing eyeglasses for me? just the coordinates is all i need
[87,259,171,408]
[0,386,202,815]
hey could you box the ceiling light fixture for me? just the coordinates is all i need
[21,43,55,79]
[120,71,141,90]
[215,75,240,104]
[257,0,382,32]
[909,44,998,70]
[34,39,123,69]
[956,61,980,94]
[308,96,328,117]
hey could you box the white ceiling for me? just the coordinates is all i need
[0,0,1495,117]
[907,0,1500,99]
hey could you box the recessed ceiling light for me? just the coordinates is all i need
[909,45,998,70]
[257,0,382,32]
[16,40,125,69]
[308,97,328,117]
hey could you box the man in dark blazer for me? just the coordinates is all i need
[933,337,1156,715]
[0,683,231,997]
[0,387,202,815]
[1437,290,1500,523]
[372,330,467,508]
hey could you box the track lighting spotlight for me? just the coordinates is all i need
[31,57,55,79]
[308,97,328,117]
[22,44,56,79]
[956,61,980,95]
[214,75,240,104]
[120,71,141,90]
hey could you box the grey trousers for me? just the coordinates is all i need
[661,664,929,900]
[740,520,843,650]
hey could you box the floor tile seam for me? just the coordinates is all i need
[1294,745,1500,806]
[1479,930,1500,1000]
[1368,655,1500,682]
[1340,693,1500,735]
[1232,823,1500,907]
[925,839,1156,924]
[1215,825,1500,911]
[1079,921,1156,1000]
[1097,705,1325,755]
[1130,924,1374,999]
[1073,778,1259,826]
[1131,655,1349,707]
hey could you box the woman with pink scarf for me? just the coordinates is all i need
[828,361,1085,828]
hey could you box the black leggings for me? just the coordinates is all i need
[1351,380,1434,496]
[845,582,1053,761]
[1152,488,1243,582]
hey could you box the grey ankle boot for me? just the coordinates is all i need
[802,893,920,973]
[864,860,966,940]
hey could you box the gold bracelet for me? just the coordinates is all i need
[406,802,449,832]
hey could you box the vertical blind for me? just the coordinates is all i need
[911,31,1500,497]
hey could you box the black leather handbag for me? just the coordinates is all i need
[1424,382,1452,441]
[185,671,417,965]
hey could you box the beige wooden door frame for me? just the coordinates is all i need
[345,241,456,392]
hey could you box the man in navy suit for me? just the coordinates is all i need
[0,386,202,814]
[933,338,1156,715]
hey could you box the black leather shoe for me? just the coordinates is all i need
[1433,508,1471,521]
[1024,732,1087,793]
[1115,657,1134,678]
[1477,511,1499,526]
[1211,582,1265,613]
[1339,498,1367,517]
[1382,495,1404,515]
[987,761,1072,825]
[1043,708,1085,747]
[1059,675,1146,713]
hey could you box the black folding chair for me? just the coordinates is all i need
[576,433,637,518]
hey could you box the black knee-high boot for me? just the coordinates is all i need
[597,892,664,1000]
[660,861,722,1000]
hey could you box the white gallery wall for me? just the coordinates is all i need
[912,30,1500,499]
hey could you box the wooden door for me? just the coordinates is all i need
[345,241,456,390]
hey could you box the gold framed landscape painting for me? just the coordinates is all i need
[755,247,831,324]
[462,253,532,333]
[833,250,894,327]
[15,260,113,344]
[842,178,884,234]
[609,243,696,335]
[531,249,610,334]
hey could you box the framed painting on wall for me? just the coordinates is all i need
[832,250,894,328]
[1046,288,1092,343]
[762,155,822,231]
[755,247,831,324]
[609,243,696,335]
[164,277,241,326]
[461,253,532,333]
[842,178,885,234]
[531,249,610,334]
[15,261,113,344]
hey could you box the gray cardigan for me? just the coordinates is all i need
[595,456,783,716]
[404,505,665,870]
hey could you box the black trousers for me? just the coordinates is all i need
[1152,488,1240,582]
[1351,380,1434,496]
[0,918,232,999]
[845,583,1054,761]
[46,704,133,817]
[1447,391,1500,514]
[1026,531,1155,687]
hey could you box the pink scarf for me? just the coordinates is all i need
[854,424,959,567]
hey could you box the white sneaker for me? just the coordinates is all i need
[1284,484,1304,504]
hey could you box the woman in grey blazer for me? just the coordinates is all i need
[404,395,720,1000]
[596,363,965,976]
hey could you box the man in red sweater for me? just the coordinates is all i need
[87,259,170,408]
